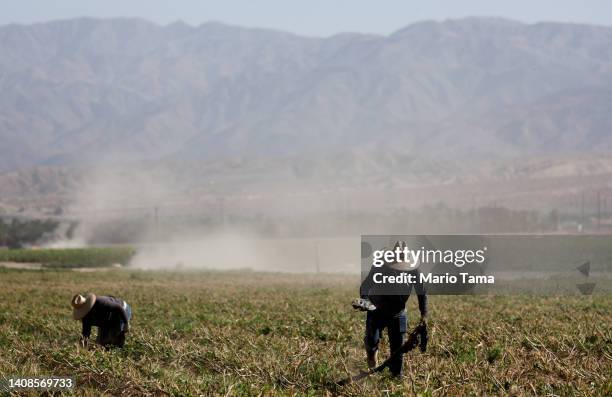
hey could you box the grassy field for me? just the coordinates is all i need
[0,268,610,396]
[0,247,135,268]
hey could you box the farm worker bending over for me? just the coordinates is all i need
[71,293,132,348]
[358,241,428,377]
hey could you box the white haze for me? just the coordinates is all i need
[130,232,359,273]
[50,161,360,273]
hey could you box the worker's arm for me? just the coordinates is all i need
[110,302,130,332]
[359,266,377,298]
[417,294,428,322]
[115,303,130,332]
[80,319,92,347]
[413,270,428,322]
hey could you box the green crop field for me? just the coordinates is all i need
[0,268,610,396]
[0,247,135,268]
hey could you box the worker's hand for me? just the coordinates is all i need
[79,337,88,348]
[124,325,130,334]
[352,298,376,311]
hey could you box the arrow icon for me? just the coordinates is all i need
[576,261,590,277]
[576,282,596,295]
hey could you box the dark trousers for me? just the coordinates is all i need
[364,309,407,376]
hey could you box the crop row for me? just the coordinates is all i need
[0,247,136,268]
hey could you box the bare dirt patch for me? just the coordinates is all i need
[0,262,42,270]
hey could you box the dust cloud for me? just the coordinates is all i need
[51,161,360,273]
[130,232,359,273]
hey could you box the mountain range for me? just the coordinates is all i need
[1,16,612,172]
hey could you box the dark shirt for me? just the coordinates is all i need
[81,296,129,338]
[360,265,428,317]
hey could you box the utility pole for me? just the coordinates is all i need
[154,206,160,241]
[315,240,320,274]
[218,197,226,228]
[581,191,585,232]
[597,190,602,230]
[470,194,477,233]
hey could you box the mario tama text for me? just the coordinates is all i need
[372,271,494,285]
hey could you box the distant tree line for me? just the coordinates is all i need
[71,203,563,244]
[0,218,60,248]
[0,204,562,247]
[264,204,562,237]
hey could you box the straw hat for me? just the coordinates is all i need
[71,293,96,320]
[386,240,419,271]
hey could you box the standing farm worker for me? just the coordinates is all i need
[357,241,428,377]
[71,293,132,348]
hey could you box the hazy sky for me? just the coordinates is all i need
[1,0,610,36]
